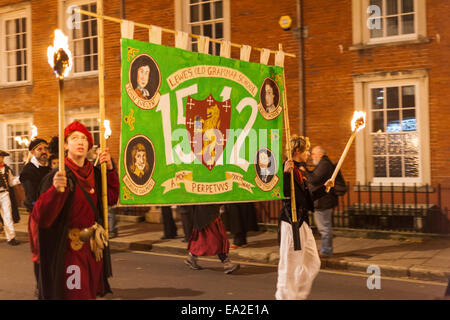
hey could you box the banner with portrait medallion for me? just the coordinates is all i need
[120,38,285,205]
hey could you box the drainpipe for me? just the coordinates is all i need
[296,0,305,136]
[120,0,126,19]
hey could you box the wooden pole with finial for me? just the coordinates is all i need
[57,78,65,192]
[280,43,301,251]
[97,1,108,239]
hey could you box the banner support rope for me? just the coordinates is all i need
[75,8,296,58]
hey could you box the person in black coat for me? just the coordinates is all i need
[222,202,259,248]
[20,138,51,212]
[19,138,51,292]
[302,146,338,258]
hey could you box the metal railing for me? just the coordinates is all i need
[256,182,450,234]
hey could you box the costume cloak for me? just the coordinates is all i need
[279,160,327,227]
[188,204,229,257]
[32,159,119,299]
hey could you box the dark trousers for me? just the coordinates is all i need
[233,231,247,246]
[161,206,177,238]
[33,262,39,286]
[446,277,450,296]
[179,205,194,241]
[108,206,118,235]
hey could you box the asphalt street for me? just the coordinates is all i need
[0,241,447,300]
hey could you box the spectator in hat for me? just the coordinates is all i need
[19,138,51,292]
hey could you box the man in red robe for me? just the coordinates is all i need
[31,121,119,300]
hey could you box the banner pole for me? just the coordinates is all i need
[280,44,301,251]
[97,1,108,239]
[75,8,296,58]
[58,78,65,193]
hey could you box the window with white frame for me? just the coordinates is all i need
[68,114,100,147]
[185,0,229,55]
[354,71,430,185]
[65,1,98,74]
[370,83,420,181]
[4,121,32,175]
[352,0,426,47]
[368,0,415,40]
[0,6,32,84]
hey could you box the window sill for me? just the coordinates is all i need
[349,37,431,51]
[0,81,33,89]
[64,71,99,81]
[353,185,435,193]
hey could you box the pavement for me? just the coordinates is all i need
[4,212,450,284]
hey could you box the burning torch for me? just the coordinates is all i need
[326,111,366,192]
[94,120,112,167]
[47,30,73,192]
[31,125,38,140]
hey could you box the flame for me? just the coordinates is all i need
[47,29,73,79]
[104,120,112,139]
[31,125,38,140]
[351,110,366,132]
[15,136,30,147]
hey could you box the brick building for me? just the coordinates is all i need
[0,1,448,230]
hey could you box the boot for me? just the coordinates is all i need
[7,238,20,246]
[184,253,202,270]
[223,257,240,274]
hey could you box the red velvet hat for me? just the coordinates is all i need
[64,121,94,150]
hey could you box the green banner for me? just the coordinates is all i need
[119,38,284,205]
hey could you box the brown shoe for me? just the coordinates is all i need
[223,258,240,274]
[184,253,202,270]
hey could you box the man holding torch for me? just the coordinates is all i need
[276,135,334,300]
[31,121,119,300]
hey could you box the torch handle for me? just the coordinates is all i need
[97,1,109,239]
[280,60,298,223]
[290,169,297,222]
[326,131,357,193]
[58,79,65,193]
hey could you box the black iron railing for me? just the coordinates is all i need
[256,182,450,235]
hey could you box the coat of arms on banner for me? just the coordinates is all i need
[185,94,231,170]
[125,53,161,110]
